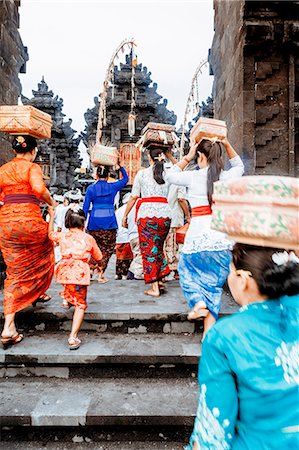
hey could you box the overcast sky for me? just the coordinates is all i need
[20,0,214,147]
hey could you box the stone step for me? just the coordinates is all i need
[0,378,198,428]
[0,332,201,378]
[0,280,237,334]
[0,440,184,450]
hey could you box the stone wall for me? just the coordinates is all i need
[210,0,299,176]
[0,0,28,165]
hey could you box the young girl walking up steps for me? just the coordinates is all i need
[48,207,102,350]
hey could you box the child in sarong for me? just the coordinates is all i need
[48,207,102,350]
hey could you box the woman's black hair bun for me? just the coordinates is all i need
[96,165,110,179]
[12,135,37,153]
[232,244,299,299]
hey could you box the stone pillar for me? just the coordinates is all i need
[210,0,299,176]
[0,0,28,165]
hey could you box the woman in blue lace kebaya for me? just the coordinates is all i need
[187,243,299,450]
[83,163,128,283]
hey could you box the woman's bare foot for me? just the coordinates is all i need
[98,276,108,284]
[188,301,209,320]
[144,289,160,297]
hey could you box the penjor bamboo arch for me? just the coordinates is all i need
[96,38,137,144]
[179,59,208,158]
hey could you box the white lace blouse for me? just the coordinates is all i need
[165,156,244,254]
[131,166,172,220]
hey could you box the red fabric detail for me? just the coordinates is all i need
[191,205,212,217]
[116,243,134,260]
[176,223,190,244]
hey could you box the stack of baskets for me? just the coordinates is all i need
[0,105,52,139]
[139,122,177,151]
[190,117,227,144]
[211,175,299,251]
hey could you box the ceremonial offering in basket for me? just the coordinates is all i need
[211,176,299,250]
[91,143,119,167]
[0,105,52,139]
[139,122,177,150]
[190,117,227,144]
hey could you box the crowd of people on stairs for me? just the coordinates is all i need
[0,133,298,449]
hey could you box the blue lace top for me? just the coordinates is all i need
[83,167,128,230]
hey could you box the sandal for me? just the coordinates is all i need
[158,282,166,293]
[1,333,24,350]
[61,301,71,309]
[32,293,52,307]
[68,337,81,350]
[98,277,108,284]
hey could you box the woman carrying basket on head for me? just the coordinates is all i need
[0,135,55,348]
[122,145,172,297]
[165,138,244,337]
[83,158,128,283]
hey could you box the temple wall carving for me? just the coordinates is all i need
[0,0,28,166]
[210,0,299,176]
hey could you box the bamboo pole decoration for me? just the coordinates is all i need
[179,59,208,158]
[96,38,137,143]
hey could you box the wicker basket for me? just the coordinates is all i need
[91,143,119,166]
[0,105,52,139]
[190,117,227,144]
[140,122,177,150]
[211,176,299,251]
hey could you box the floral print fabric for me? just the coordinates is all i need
[137,216,171,284]
[187,294,299,449]
[179,250,231,318]
[61,284,88,310]
[88,229,117,274]
[49,229,102,285]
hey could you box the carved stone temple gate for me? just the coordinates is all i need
[82,53,177,183]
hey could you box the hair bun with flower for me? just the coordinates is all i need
[272,251,299,266]
[155,153,166,162]
[16,136,27,148]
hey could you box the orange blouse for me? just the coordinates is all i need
[0,157,47,222]
[0,157,47,196]
[49,229,102,285]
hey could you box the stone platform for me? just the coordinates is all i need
[0,259,238,449]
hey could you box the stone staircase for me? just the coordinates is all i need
[0,262,237,449]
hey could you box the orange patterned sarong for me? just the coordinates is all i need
[0,208,54,315]
[61,284,88,310]
[116,243,134,260]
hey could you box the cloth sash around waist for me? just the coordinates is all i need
[91,203,115,218]
[135,196,168,222]
[4,194,41,206]
[191,205,212,217]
